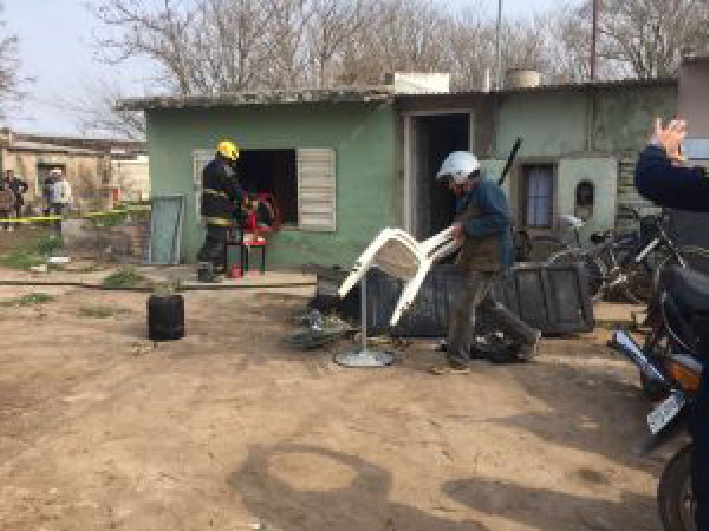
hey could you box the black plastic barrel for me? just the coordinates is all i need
[147,294,185,341]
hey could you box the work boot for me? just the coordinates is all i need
[197,262,221,283]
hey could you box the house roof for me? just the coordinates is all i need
[9,140,101,155]
[117,87,395,111]
[117,77,678,111]
[397,76,678,102]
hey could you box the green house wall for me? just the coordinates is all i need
[146,102,396,268]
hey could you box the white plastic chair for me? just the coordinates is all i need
[338,226,461,327]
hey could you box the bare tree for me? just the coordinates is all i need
[90,0,707,99]
[572,0,708,79]
[0,2,27,115]
[55,79,146,140]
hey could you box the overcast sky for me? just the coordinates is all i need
[5,0,561,136]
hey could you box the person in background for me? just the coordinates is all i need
[42,174,55,217]
[430,151,541,375]
[634,118,708,530]
[0,180,14,231]
[6,170,28,228]
[49,169,72,215]
[196,140,243,283]
[49,169,72,235]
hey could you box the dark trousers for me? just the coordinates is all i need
[0,209,9,229]
[691,373,709,529]
[447,271,539,368]
[50,204,67,234]
[197,225,229,270]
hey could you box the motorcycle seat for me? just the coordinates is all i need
[666,265,709,315]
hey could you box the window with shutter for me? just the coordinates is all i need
[297,149,337,231]
[192,150,213,218]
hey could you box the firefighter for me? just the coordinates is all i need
[197,140,243,283]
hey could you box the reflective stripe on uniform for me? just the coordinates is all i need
[203,189,229,199]
[204,216,232,226]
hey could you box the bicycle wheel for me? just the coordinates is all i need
[621,260,656,305]
[547,249,606,301]
[654,245,709,290]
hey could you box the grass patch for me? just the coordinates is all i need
[0,234,65,270]
[101,267,147,289]
[0,249,45,270]
[78,306,131,319]
[0,293,55,308]
[37,235,64,256]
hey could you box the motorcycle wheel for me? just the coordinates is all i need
[658,444,696,531]
[640,370,669,401]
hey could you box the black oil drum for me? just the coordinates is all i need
[147,294,185,341]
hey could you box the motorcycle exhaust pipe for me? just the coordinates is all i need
[611,330,668,385]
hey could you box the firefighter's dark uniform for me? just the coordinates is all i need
[197,156,242,274]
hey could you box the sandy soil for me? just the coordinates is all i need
[0,283,668,531]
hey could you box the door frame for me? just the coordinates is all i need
[402,109,475,236]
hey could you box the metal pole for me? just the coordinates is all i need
[495,0,503,89]
[591,0,598,80]
[335,273,394,368]
[361,272,367,351]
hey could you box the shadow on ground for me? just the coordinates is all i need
[444,476,659,530]
[230,444,488,531]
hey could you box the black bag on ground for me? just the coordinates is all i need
[148,294,185,341]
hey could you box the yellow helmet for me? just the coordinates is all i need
[216,140,239,161]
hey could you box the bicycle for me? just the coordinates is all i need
[546,208,673,304]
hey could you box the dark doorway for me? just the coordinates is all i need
[413,114,470,239]
[238,150,298,225]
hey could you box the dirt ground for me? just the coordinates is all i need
[0,281,670,531]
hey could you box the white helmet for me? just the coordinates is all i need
[436,151,481,185]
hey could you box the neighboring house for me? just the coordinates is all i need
[119,74,681,268]
[111,152,150,203]
[0,130,149,212]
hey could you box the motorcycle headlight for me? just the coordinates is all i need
[666,358,702,392]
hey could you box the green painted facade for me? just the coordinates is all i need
[146,102,396,268]
[494,86,677,158]
[492,85,677,236]
[144,83,678,267]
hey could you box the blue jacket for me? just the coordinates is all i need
[456,177,514,269]
[635,145,708,212]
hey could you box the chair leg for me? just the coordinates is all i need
[261,246,266,275]
[390,263,432,327]
[222,240,229,273]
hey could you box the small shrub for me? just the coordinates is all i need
[102,267,146,288]
[37,235,64,256]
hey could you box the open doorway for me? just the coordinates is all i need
[410,113,470,239]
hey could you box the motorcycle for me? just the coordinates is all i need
[610,262,709,531]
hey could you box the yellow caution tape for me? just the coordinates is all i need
[0,206,150,224]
